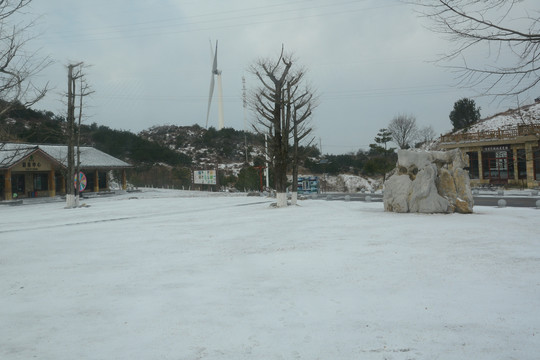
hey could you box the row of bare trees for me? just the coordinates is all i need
[249,47,317,207]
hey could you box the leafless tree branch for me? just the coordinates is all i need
[411,0,540,97]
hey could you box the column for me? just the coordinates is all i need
[122,169,127,190]
[513,147,519,182]
[48,170,56,197]
[4,169,11,201]
[525,142,535,188]
[477,150,483,181]
[94,170,99,192]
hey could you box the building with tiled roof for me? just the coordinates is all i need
[439,102,540,189]
[1,143,130,201]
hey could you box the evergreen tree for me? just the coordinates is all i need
[370,128,394,155]
[449,98,481,131]
[367,129,396,181]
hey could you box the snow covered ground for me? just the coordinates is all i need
[1,189,539,360]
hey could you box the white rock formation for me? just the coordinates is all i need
[384,149,474,214]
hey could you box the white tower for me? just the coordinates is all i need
[205,40,224,130]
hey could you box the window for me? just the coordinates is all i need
[99,172,107,189]
[517,149,527,179]
[466,152,479,179]
[33,173,49,191]
[11,174,25,194]
[482,150,514,181]
[85,171,94,192]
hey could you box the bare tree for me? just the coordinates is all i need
[416,125,437,147]
[65,62,92,208]
[249,46,315,207]
[0,0,51,186]
[413,0,540,97]
[388,114,418,149]
[0,0,51,118]
[290,84,317,205]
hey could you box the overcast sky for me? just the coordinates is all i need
[22,0,539,154]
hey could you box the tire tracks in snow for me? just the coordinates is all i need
[0,199,272,235]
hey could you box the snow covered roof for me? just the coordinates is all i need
[440,102,540,144]
[0,143,130,169]
[456,102,540,134]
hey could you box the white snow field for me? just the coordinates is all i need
[1,189,539,360]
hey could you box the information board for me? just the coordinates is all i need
[193,170,217,185]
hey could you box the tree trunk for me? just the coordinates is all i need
[65,65,76,208]
[274,151,288,207]
[273,105,289,207]
[291,121,299,206]
[276,192,288,207]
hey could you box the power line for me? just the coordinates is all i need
[41,0,404,43]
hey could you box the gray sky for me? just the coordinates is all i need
[23,0,539,154]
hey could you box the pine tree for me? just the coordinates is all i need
[449,98,481,131]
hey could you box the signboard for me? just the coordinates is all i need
[483,145,510,152]
[74,171,87,191]
[193,170,217,185]
[13,153,52,172]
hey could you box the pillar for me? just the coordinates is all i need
[48,170,56,197]
[122,169,127,190]
[525,142,535,188]
[4,169,12,201]
[94,170,99,193]
[513,147,519,182]
[477,150,483,181]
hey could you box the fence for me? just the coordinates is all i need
[440,124,540,143]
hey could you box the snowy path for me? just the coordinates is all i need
[1,189,539,359]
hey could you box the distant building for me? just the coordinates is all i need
[1,143,130,201]
[439,103,540,188]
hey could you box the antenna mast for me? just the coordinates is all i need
[242,76,248,163]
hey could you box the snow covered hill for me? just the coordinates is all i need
[455,101,540,134]
[139,124,265,172]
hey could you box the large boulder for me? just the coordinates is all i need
[383,175,412,213]
[383,149,474,214]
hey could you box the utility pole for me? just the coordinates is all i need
[242,76,248,163]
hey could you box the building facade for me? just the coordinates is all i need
[439,124,540,189]
[1,143,130,201]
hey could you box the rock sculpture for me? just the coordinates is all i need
[383,149,474,214]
